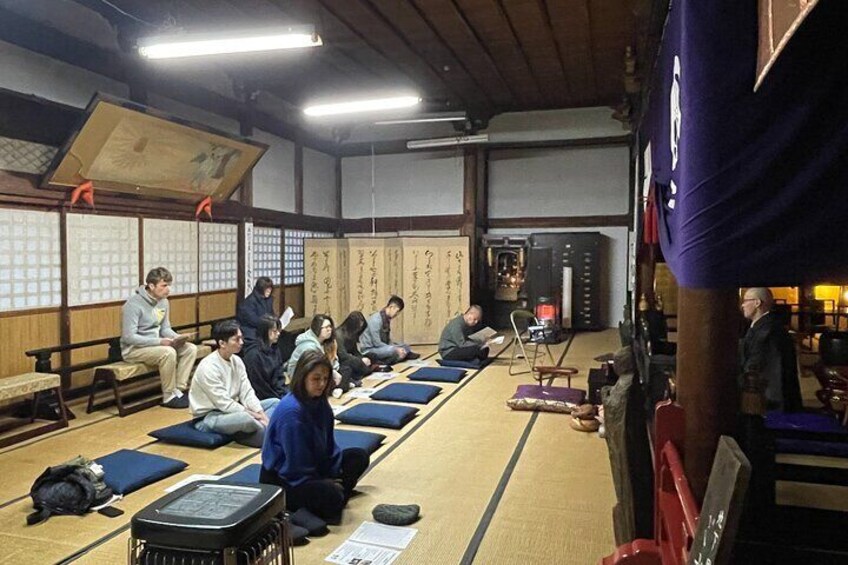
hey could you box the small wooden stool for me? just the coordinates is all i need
[533,365,579,388]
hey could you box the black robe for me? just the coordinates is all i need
[741,313,802,412]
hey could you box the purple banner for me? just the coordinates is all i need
[645,0,848,288]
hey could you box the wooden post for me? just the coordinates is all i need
[461,148,477,299]
[676,287,740,501]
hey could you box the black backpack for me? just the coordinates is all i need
[27,456,113,525]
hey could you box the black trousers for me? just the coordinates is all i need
[259,448,369,521]
[443,344,489,362]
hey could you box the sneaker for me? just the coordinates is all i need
[405,352,421,360]
[377,365,394,373]
[162,395,189,409]
[331,388,343,399]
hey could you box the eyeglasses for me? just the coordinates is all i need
[741,298,757,303]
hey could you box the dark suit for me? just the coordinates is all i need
[741,313,802,412]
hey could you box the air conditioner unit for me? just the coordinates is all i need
[406,133,489,150]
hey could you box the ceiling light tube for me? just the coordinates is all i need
[304,96,421,117]
[406,134,489,149]
[138,27,322,59]
[374,114,466,125]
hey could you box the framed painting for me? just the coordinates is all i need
[42,94,267,202]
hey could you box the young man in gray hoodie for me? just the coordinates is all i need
[121,267,197,408]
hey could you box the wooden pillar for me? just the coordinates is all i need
[294,142,304,215]
[335,155,343,234]
[676,287,740,501]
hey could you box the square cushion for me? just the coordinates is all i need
[407,367,466,383]
[371,383,441,404]
[765,411,848,435]
[336,403,419,429]
[95,449,188,495]
[506,385,586,413]
[437,358,492,370]
[148,420,232,448]
[221,464,262,484]
[334,429,386,454]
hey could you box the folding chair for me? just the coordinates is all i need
[508,309,555,375]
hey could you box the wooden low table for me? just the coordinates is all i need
[0,373,68,448]
[532,365,579,388]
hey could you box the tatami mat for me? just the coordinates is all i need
[0,334,624,564]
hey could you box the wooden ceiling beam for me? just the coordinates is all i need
[313,0,471,106]
[490,0,549,106]
[412,0,517,108]
[535,0,576,105]
[546,0,599,105]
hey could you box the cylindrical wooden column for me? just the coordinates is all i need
[676,287,740,501]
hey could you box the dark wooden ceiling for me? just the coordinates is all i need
[61,0,649,119]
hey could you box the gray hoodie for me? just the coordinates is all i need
[121,286,177,357]
[286,329,339,376]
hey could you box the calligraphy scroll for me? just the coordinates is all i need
[304,238,343,318]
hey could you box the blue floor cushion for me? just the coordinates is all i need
[407,367,467,383]
[775,439,848,458]
[95,449,188,495]
[765,411,848,434]
[148,420,232,448]
[437,358,492,370]
[221,464,262,484]
[335,429,386,454]
[371,383,441,404]
[336,403,419,429]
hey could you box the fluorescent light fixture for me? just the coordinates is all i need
[138,26,322,59]
[304,95,420,117]
[375,113,466,125]
[407,134,489,149]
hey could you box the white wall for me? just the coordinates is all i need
[251,129,296,212]
[488,227,631,328]
[0,39,128,109]
[341,151,463,218]
[303,148,337,218]
[488,145,629,218]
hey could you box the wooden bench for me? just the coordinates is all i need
[86,344,213,417]
[25,318,228,420]
[0,372,68,448]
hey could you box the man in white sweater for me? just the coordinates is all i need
[190,319,279,447]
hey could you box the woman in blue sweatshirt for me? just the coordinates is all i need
[260,350,369,521]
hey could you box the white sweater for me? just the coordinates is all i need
[189,352,262,417]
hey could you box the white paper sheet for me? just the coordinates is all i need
[325,541,400,565]
[405,360,431,367]
[348,388,379,399]
[165,474,221,492]
[367,372,399,382]
[469,326,497,342]
[279,306,295,329]
[488,335,505,345]
[348,521,418,550]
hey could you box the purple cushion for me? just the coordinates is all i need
[765,411,848,435]
[513,385,586,404]
[776,439,848,458]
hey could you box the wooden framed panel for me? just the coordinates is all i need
[199,291,236,323]
[0,311,61,379]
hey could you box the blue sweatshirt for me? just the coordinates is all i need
[261,392,341,487]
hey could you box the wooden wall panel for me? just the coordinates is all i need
[69,304,122,389]
[198,291,236,323]
[170,296,198,327]
[285,285,305,317]
[272,287,282,315]
[0,311,61,378]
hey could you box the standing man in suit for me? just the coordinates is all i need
[740,287,802,411]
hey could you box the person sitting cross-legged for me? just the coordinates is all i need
[260,350,369,523]
[439,305,491,363]
[243,314,288,401]
[189,320,279,447]
[359,295,420,364]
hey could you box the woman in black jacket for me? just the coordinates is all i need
[335,311,375,386]
[243,314,288,400]
[237,277,276,344]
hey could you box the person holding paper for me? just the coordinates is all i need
[360,296,420,364]
[236,277,276,345]
[190,320,279,447]
[121,267,197,409]
[438,305,492,362]
[243,314,288,400]
[261,350,369,522]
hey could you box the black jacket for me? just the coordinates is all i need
[242,341,287,400]
[741,313,802,412]
[236,290,275,343]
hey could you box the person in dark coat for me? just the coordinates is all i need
[335,312,375,386]
[740,287,803,412]
[237,277,276,344]
[243,314,287,400]
[260,350,369,521]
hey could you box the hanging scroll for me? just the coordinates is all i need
[304,238,344,319]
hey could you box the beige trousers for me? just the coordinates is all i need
[123,342,198,398]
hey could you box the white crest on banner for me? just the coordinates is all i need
[669,55,682,210]
[243,221,254,297]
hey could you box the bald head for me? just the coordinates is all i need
[741,287,773,323]
[463,305,483,327]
